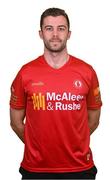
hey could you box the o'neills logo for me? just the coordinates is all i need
[32,92,84,111]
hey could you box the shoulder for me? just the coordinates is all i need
[70,55,92,69]
[18,55,43,74]
[70,55,96,74]
[22,55,43,70]
[69,55,98,84]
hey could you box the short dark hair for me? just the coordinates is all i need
[40,8,70,30]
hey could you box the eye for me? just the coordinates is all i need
[45,26,53,31]
[58,26,66,31]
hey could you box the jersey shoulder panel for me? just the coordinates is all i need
[20,55,43,72]
[70,55,96,79]
[70,55,93,71]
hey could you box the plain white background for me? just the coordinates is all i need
[0,0,110,179]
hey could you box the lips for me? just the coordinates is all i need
[50,39,61,42]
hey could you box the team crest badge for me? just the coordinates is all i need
[74,80,82,88]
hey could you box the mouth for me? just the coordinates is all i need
[50,39,61,42]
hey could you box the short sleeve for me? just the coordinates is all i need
[87,68,102,109]
[10,68,26,109]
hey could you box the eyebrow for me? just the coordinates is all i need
[58,25,67,28]
[44,25,67,28]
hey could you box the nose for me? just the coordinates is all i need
[52,28,58,37]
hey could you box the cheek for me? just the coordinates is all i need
[42,32,52,40]
[60,32,70,39]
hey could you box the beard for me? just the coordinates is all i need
[44,38,67,52]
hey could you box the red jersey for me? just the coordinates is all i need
[10,55,102,173]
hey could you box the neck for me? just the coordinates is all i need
[44,48,69,69]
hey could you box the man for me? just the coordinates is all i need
[10,8,102,179]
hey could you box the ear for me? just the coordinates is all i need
[67,31,71,40]
[39,30,43,39]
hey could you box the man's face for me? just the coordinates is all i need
[39,16,71,52]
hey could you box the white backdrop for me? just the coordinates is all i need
[0,0,110,179]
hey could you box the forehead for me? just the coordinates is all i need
[43,15,68,26]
